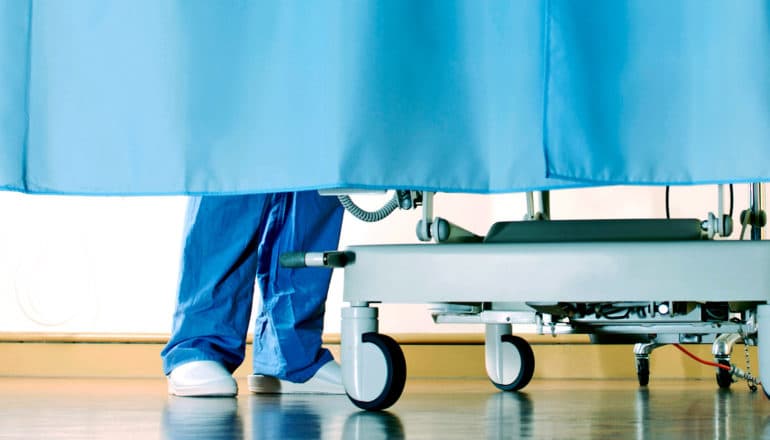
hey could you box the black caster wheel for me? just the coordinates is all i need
[636,357,650,387]
[490,335,535,392]
[347,332,407,411]
[715,359,733,389]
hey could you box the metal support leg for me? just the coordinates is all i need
[712,333,743,361]
[485,323,514,385]
[524,191,550,221]
[750,183,765,241]
[757,304,770,397]
[633,342,662,356]
[341,304,380,402]
[541,190,551,220]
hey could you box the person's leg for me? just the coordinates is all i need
[251,191,344,383]
[162,194,271,394]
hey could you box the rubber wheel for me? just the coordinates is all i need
[716,359,733,389]
[347,332,407,411]
[636,357,650,387]
[491,335,535,392]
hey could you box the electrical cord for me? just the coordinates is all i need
[729,183,734,217]
[672,343,730,370]
[673,343,761,390]
[665,184,733,219]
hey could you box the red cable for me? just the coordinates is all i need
[673,343,731,371]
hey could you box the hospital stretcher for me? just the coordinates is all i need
[284,184,770,411]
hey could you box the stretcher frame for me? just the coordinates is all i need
[329,183,770,411]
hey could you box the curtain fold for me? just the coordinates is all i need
[0,0,31,192]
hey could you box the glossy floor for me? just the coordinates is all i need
[0,378,769,439]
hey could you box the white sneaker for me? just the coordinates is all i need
[167,360,238,397]
[248,360,345,395]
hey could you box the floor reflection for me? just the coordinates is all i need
[484,381,770,440]
[162,394,406,440]
[485,392,534,439]
[70,379,770,440]
[162,396,243,440]
[249,398,324,439]
[341,410,405,440]
[478,382,770,440]
[248,395,404,440]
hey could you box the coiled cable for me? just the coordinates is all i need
[338,193,399,222]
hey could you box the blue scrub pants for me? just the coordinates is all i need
[161,191,344,383]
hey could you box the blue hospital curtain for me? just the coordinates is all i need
[543,0,770,186]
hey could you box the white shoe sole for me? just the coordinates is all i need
[247,375,345,395]
[168,377,238,397]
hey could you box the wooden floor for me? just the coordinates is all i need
[0,377,769,439]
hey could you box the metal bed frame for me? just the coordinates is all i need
[286,183,769,411]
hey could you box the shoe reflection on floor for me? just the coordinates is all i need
[162,394,405,439]
[249,395,404,440]
[162,396,243,440]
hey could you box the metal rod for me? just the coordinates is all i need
[423,191,434,221]
[541,190,551,220]
[750,183,765,240]
[525,192,535,219]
